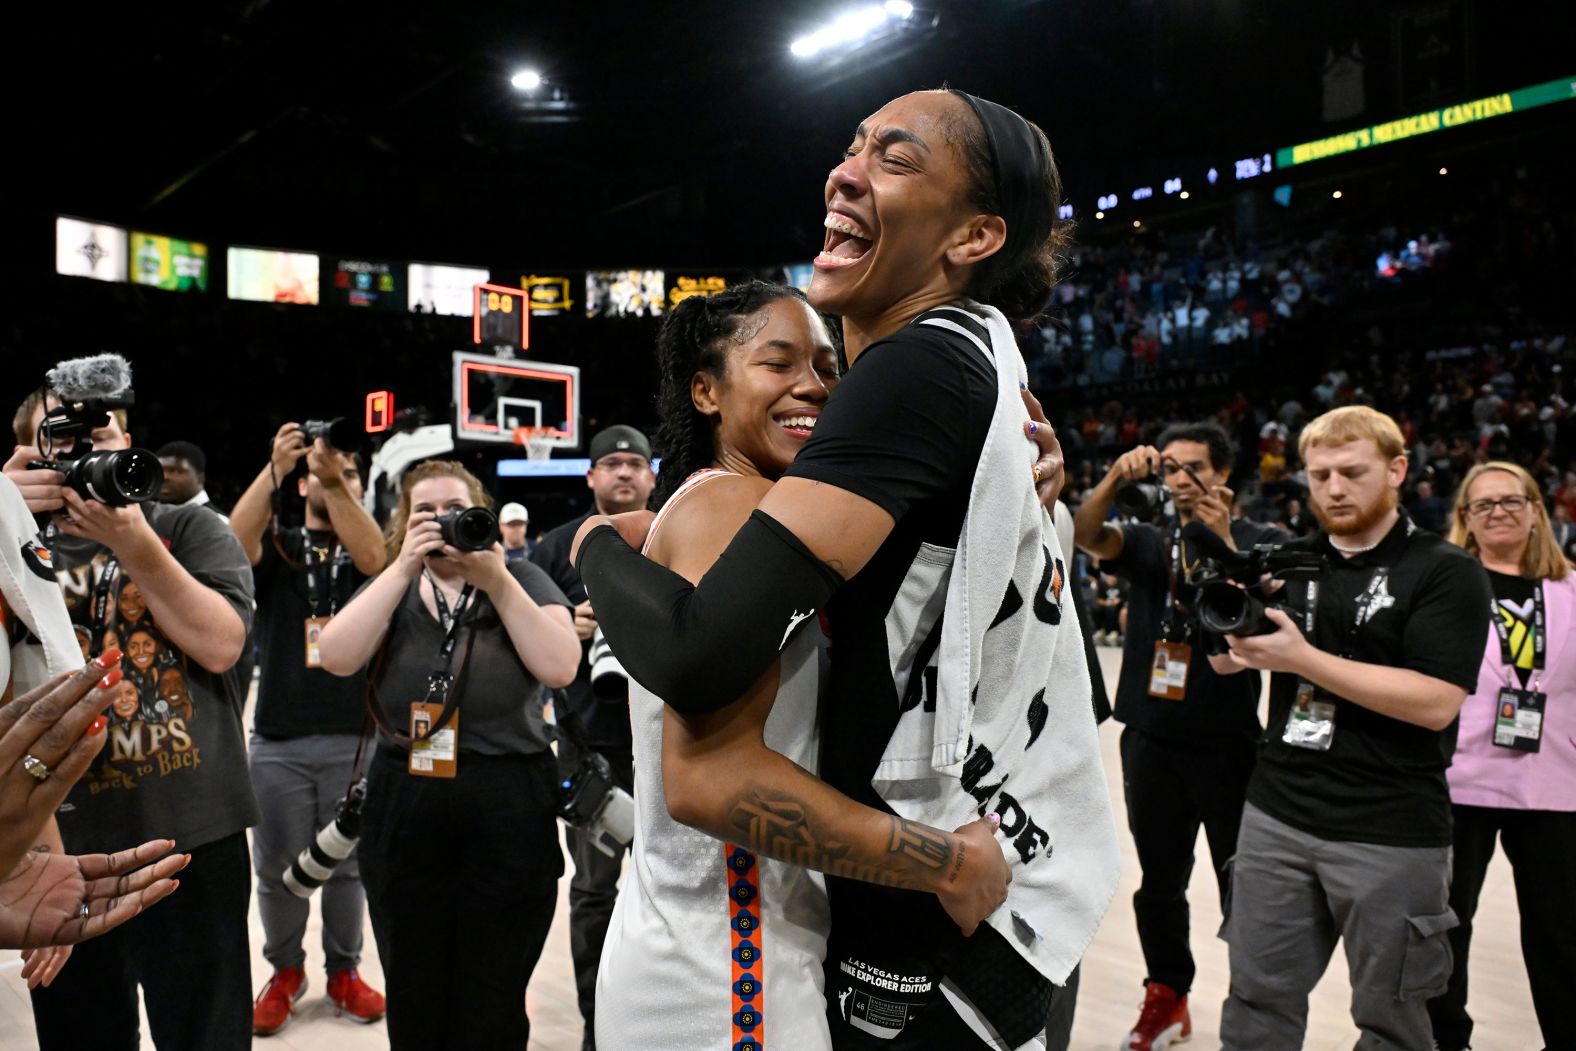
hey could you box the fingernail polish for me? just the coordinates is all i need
[88,716,108,736]
[93,648,123,669]
[1019,381,1028,390]
[98,668,123,691]
[987,811,1002,827]
[1028,421,1038,434]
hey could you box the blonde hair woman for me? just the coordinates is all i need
[1430,461,1576,1051]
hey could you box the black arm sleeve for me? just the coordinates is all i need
[574,509,843,714]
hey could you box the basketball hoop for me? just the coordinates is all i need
[512,426,555,462]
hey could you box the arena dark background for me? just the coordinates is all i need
[4,0,1574,529]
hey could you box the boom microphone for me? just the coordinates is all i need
[45,354,135,407]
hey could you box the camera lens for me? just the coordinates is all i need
[1115,481,1166,518]
[66,449,165,507]
[438,507,500,552]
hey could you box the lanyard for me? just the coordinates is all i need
[424,571,475,665]
[301,530,346,617]
[92,554,121,633]
[1491,581,1545,688]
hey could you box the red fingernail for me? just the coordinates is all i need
[88,716,107,736]
[93,648,123,669]
[98,668,123,691]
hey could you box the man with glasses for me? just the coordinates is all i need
[530,425,654,1051]
[1074,422,1282,1051]
[1214,406,1490,1051]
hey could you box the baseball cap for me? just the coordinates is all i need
[499,502,530,524]
[588,425,652,464]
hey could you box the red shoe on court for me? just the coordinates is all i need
[253,967,307,1036]
[327,968,386,1024]
[1122,981,1192,1051]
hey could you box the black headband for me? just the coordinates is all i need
[950,90,1051,274]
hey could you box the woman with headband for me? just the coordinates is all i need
[576,89,1117,1050]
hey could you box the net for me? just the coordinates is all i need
[512,426,555,461]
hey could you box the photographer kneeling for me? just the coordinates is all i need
[315,460,578,1051]
[1212,407,1491,1051]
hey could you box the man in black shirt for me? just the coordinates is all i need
[1073,421,1278,1051]
[230,422,389,1034]
[530,424,655,1051]
[1215,406,1490,1051]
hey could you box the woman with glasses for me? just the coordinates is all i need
[1430,462,1576,1051]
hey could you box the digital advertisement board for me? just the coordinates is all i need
[56,218,128,283]
[131,233,209,292]
[409,263,489,316]
[586,270,665,318]
[327,258,402,309]
[227,247,320,304]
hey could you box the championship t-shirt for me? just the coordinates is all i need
[784,309,1015,1047]
[252,527,368,738]
[1486,568,1537,688]
[49,503,259,853]
[1248,513,1491,847]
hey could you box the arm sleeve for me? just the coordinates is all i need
[1402,551,1493,690]
[575,510,843,714]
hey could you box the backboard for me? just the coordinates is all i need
[451,351,580,450]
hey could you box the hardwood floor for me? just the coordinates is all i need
[0,648,1543,1050]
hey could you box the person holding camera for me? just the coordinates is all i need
[6,370,259,1051]
[1427,462,1576,1051]
[529,423,655,1050]
[228,421,388,1033]
[1071,421,1278,1051]
[1214,406,1491,1051]
[315,459,578,1050]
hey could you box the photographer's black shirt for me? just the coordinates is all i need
[252,527,368,738]
[1248,512,1491,847]
[1103,518,1283,746]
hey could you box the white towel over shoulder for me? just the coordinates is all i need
[871,304,1118,987]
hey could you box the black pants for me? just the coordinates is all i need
[1120,725,1255,995]
[29,832,253,1051]
[558,736,632,1038]
[360,748,563,1051]
[1428,804,1576,1051]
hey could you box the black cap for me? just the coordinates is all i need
[588,425,652,464]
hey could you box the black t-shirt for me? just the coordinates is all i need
[785,309,1002,1044]
[1248,513,1491,847]
[252,527,369,738]
[361,561,572,756]
[531,510,634,757]
[1487,568,1538,688]
[1102,518,1282,745]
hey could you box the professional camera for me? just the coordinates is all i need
[558,749,634,858]
[435,507,500,552]
[589,626,628,699]
[1114,474,1172,518]
[28,354,164,507]
[300,417,363,452]
[283,778,367,898]
[1182,521,1326,637]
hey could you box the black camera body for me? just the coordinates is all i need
[1185,522,1326,637]
[300,417,363,452]
[1115,474,1173,518]
[435,507,500,552]
[558,749,634,858]
[28,450,165,508]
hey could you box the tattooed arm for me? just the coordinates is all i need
[650,475,1009,934]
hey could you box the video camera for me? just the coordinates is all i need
[1182,521,1326,637]
[554,705,634,857]
[27,354,164,507]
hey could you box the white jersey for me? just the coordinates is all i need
[597,469,832,1051]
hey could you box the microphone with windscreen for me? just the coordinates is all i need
[27,354,164,507]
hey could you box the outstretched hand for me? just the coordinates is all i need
[0,839,189,951]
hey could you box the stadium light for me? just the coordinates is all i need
[1095,211,1105,220]
[1332,190,1343,199]
[1439,166,1449,175]
[791,2,916,59]
[1179,191,1190,200]
[510,69,543,91]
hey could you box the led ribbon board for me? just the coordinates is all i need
[1276,74,1576,169]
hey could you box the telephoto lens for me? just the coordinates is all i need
[283,779,367,898]
[435,507,500,552]
[589,626,629,699]
[37,449,166,507]
[300,417,363,452]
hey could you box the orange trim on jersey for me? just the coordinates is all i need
[726,844,764,1051]
[640,468,735,556]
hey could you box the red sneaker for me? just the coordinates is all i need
[253,967,307,1036]
[1122,981,1192,1051]
[327,968,387,1024]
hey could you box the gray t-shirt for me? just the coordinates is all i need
[365,560,571,755]
[49,503,259,853]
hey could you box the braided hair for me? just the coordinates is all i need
[652,280,826,506]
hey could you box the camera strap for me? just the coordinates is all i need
[362,577,479,748]
[92,554,121,635]
[1162,520,1199,635]
[1490,582,1545,690]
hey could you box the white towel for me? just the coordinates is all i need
[871,304,1119,990]
[0,475,83,697]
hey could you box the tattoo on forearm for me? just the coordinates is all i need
[726,789,954,891]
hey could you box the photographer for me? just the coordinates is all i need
[1215,406,1491,1051]
[5,365,259,1051]
[1072,422,1280,1051]
[228,422,388,1033]
[315,460,578,1050]
[529,423,654,1049]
